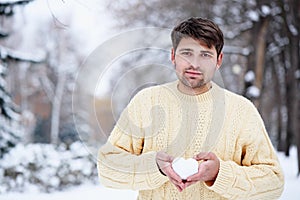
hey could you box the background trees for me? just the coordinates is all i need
[0,0,98,192]
[0,0,39,158]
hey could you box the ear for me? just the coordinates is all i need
[171,48,175,65]
[216,52,223,69]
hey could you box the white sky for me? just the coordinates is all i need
[22,0,115,54]
[14,0,117,96]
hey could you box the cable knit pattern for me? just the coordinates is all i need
[97,81,284,200]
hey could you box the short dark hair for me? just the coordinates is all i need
[171,17,224,57]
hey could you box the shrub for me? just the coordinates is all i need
[0,142,98,193]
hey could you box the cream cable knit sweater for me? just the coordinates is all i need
[98,81,284,200]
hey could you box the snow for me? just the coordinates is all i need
[244,70,255,82]
[0,142,98,193]
[277,147,300,200]
[0,64,6,75]
[246,85,260,98]
[2,46,45,63]
[0,147,298,200]
[225,21,254,39]
[0,184,138,200]
[247,10,259,22]
[261,5,271,16]
[288,24,298,36]
[232,64,242,75]
[295,69,300,79]
[0,0,31,4]
[0,76,5,87]
[223,46,251,56]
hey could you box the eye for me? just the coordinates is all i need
[181,51,192,56]
[200,52,213,58]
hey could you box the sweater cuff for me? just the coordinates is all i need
[144,151,169,189]
[206,160,234,194]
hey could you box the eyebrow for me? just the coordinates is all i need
[199,50,214,55]
[178,48,193,52]
[178,48,214,55]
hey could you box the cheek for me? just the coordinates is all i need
[206,67,217,77]
[201,59,218,70]
[175,58,190,68]
[201,59,217,67]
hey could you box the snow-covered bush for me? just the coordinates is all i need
[0,142,98,193]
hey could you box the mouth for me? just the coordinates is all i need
[185,70,203,76]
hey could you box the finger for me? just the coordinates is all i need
[167,167,183,183]
[186,171,202,182]
[193,152,210,160]
[194,152,215,161]
[184,180,198,188]
[175,184,183,192]
[169,177,184,191]
[156,151,174,162]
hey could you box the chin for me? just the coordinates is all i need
[184,81,205,89]
[178,76,206,88]
[188,80,206,88]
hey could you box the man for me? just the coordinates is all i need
[97,17,284,199]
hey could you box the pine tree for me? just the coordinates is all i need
[0,61,21,158]
[0,0,35,158]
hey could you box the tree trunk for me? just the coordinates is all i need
[285,36,299,159]
[50,73,66,144]
[278,0,300,175]
[253,18,269,108]
[272,58,284,151]
[298,95,300,176]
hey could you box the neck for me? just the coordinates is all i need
[177,82,212,96]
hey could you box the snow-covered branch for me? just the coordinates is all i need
[0,29,9,38]
[0,0,33,6]
[223,45,251,56]
[0,0,33,16]
[0,45,45,63]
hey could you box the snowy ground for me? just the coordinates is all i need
[277,147,299,200]
[0,147,299,200]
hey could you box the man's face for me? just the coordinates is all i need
[171,37,223,90]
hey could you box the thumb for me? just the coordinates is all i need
[194,152,214,161]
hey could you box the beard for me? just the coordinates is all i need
[175,65,207,89]
[178,75,206,89]
[174,62,216,91]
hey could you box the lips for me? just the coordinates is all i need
[185,70,202,76]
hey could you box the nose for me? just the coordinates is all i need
[189,56,201,69]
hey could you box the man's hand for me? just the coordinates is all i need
[156,151,186,192]
[185,152,220,188]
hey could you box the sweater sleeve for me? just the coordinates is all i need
[208,101,284,199]
[97,90,169,190]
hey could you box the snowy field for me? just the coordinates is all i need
[0,147,299,200]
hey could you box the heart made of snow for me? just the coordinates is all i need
[172,157,199,180]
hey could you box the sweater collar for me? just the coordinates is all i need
[168,80,223,103]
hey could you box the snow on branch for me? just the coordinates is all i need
[0,0,33,6]
[225,21,254,39]
[0,29,9,38]
[0,63,6,74]
[0,0,33,16]
[223,45,251,56]
[0,45,45,63]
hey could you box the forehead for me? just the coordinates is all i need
[176,37,216,53]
